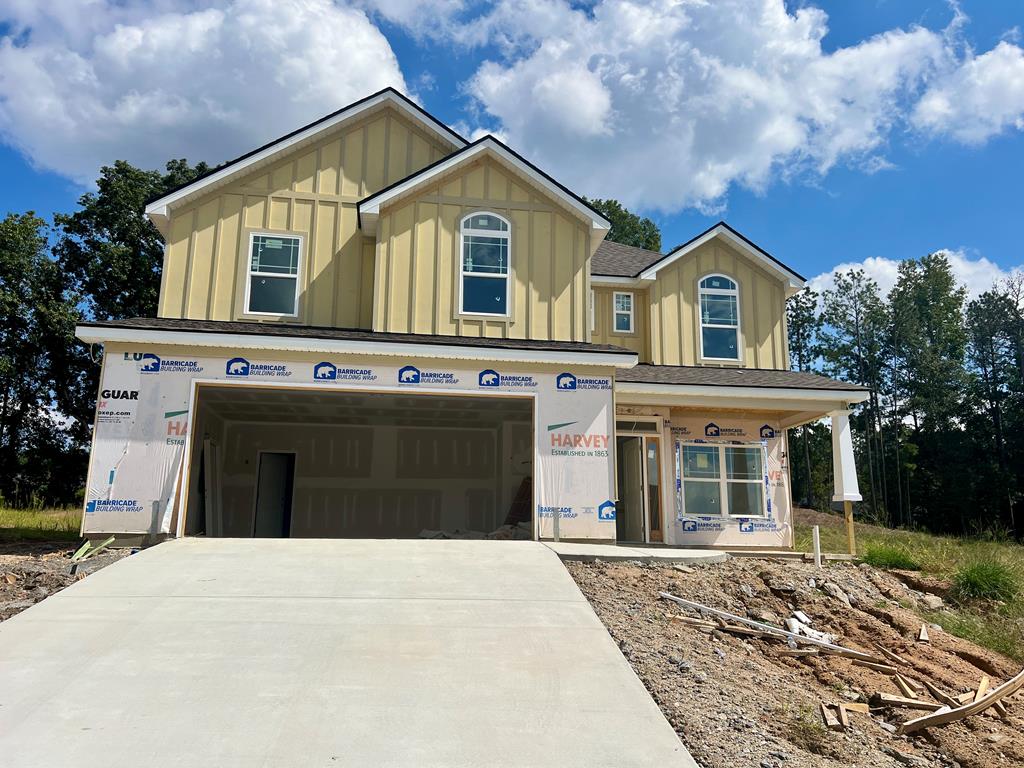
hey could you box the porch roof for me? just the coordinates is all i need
[617,364,867,392]
[615,364,868,428]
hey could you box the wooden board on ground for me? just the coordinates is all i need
[871,693,944,711]
[898,668,1024,735]
[918,624,930,643]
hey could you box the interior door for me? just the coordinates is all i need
[615,436,645,542]
[253,452,295,537]
[645,437,663,542]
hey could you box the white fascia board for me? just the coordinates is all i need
[358,138,611,236]
[145,92,464,222]
[75,325,638,369]
[615,380,869,406]
[638,225,804,293]
[590,275,647,287]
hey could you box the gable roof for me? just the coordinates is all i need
[144,88,466,233]
[592,240,663,277]
[638,221,806,291]
[357,135,611,241]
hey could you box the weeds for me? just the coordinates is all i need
[0,507,79,541]
[952,559,1021,603]
[784,706,832,756]
[861,543,920,571]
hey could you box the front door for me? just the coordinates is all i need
[615,434,665,543]
[615,436,645,542]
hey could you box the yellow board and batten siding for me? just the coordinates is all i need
[647,240,789,369]
[371,157,592,342]
[157,108,452,328]
[591,287,649,359]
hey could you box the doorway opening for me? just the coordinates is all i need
[615,426,663,543]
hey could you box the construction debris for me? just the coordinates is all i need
[898,668,1024,734]
[918,624,930,643]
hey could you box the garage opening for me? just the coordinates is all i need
[182,385,534,539]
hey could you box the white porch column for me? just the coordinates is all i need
[830,409,862,503]
[830,409,861,555]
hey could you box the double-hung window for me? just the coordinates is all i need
[699,274,739,360]
[460,212,510,316]
[613,291,633,333]
[679,443,766,517]
[246,233,302,316]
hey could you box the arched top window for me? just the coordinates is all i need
[460,212,510,316]
[699,274,740,361]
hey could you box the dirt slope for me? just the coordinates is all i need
[566,557,1022,768]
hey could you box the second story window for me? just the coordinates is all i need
[247,233,301,316]
[460,212,509,316]
[613,291,633,333]
[699,274,739,361]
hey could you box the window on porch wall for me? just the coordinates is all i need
[679,443,766,517]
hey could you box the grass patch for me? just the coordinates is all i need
[861,543,920,571]
[0,507,80,542]
[952,559,1021,602]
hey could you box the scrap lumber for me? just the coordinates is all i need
[81,535,115,561]
[853,659,898,675]
[842,701,870,714]
[871,693,944,711]
[70,540,92,563]
[974,675,990,702]
[898,668,1024,735]
[918,624,930,643]
[658,592,885,663]
[820,703,843,731]
[835,701,850,728]
[874,645,908,666]
[921,680,960,708]
[793,610,812,625]
[778,648,819,657]
[894,675,919,699]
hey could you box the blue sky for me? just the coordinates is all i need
[1,0,1022,293]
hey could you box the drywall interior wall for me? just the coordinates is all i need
[188,387,532,538]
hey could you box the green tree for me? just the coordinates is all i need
[786,287,822,508]
[819,270,889,520]
[0,213,84,506]
[582,197,661,251]
[54,159,210,321]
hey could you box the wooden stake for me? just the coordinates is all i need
[844,500,856,556]
[894,675,918,699]
[918,624,930,643]
[842,701,870,714]
[898,668,1024,734]
[871,693,944,711]
[853,659,898,675]
[921,679,960,708]
[812,525,822,569]
[836,702,850,728]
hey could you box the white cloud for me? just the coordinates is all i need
[379,0,1024,212]
[809,250,1023,299]
[0,0,407,183]
[912,41,1024,144]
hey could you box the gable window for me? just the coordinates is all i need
[246,233,302,316]
[699,274,739,360]
[613,291,634,333]
[460,212,510,316]
[678,443,766,517]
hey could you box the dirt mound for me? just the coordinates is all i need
[566,557,1022,768]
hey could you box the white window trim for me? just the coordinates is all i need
[698,273,741,362]
[590,288,595,333]
[612,291,634,334]
[244,231,304,318]
[458,212,511,318]
[677,441,767,518]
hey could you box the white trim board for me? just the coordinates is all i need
[75,325,638,368]
[616,381,869,410]
[357,137,611,242]
[639,224,805,294]
[145,90,465,232]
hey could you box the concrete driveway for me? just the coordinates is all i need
[0,539,695,767]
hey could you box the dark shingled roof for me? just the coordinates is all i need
[592,240,663,277]
[616,364,868,392]
[80,317,637,357]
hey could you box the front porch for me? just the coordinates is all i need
[611,364,870,550]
